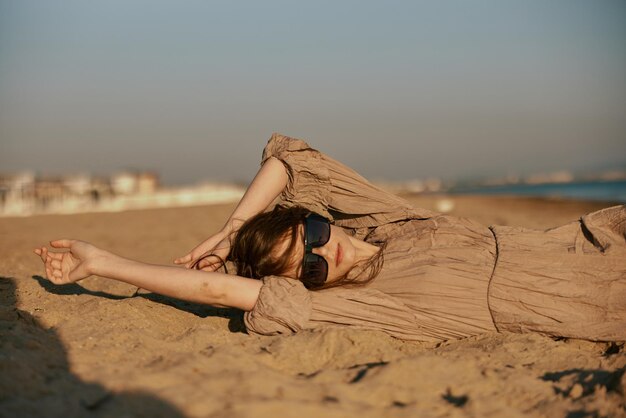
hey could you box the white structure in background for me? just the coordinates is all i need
[373,177,444,194]
[64,174,93,195]
[525,170,574,185]
[0,171,36,215]
[96,182,244,213]
[138,173,158,194]
[110,171,158,195]
[0,171,245,217]
[111,172,138,195]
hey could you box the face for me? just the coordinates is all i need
[273,222,358,285]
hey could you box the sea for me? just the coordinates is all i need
[448,180,626,203]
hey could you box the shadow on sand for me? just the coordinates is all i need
[31,275,246,333]
[0,276,186,418]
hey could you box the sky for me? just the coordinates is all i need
[1,0,625,185]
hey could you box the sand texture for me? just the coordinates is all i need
[1,195,625,417]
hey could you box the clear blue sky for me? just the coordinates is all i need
[1,0,624,185]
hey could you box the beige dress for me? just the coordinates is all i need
[243,133,626,342]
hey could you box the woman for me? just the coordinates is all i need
[35,133,626,342]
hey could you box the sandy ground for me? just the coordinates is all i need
[1,195,624,418]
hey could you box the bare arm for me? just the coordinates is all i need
[36,240,262,311]
[174,156,288,269]
[226,156,289,228]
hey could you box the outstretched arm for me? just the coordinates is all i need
[174,156,288,269]
[35,240,262,310]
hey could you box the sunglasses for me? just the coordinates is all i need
[302,213,331,287]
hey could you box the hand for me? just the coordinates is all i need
[174,229,234,271]
[34,239,102,284]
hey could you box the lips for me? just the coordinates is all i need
[336,243,343,266]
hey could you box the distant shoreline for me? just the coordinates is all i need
[445,179,626,203]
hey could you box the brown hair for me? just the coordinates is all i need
[228,205,386,290]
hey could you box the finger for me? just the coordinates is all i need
[46,265,53,280]
[36,248,46,263]
[51,259,61,269]
[45,257,55,272]
[197,258,208,269]
[36,247,49,261]
[50,239,76,249]
[49,252,64,261]
[40,248,52,277]
[214,244,230,252]
[174,254,191,264]
[198,258,216,269]
[186,256,204,269]
[199,258,222,271]
[43,249,63,260]
[44,256,53,278]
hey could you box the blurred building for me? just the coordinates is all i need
[0,171,243,217]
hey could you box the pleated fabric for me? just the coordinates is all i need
[489,205,626,341]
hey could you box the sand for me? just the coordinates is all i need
[1,195,624,417]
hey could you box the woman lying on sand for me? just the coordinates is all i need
[35,133,626,342]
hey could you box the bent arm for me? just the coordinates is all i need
[263,133,436,229]
[174,156,288,268]
[223,156,288,229]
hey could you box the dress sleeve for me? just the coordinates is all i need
[243,276,312,336]
[262,133,435,230]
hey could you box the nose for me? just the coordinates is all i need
[312,244,331,260]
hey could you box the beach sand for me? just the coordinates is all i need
[1,195,624,417]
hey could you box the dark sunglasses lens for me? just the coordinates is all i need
[302,254,328,286]
[306,217,330,247]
